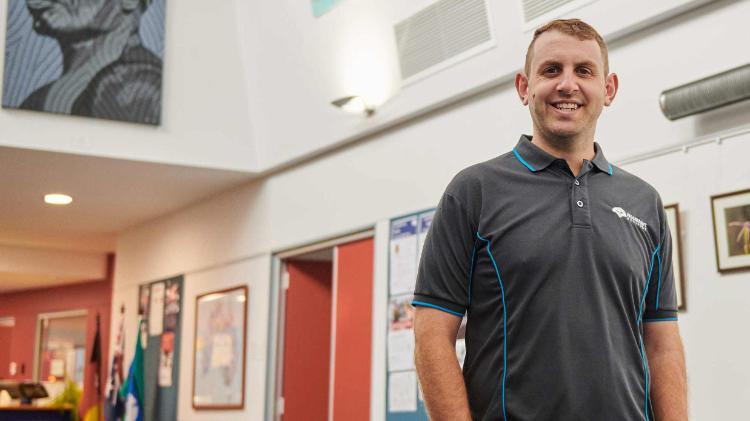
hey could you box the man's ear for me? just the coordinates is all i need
[604,73,619,106]
[515,72,529,106]
[121,0,140,12]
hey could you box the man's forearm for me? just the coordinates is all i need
[414,337,472,421]
[645,323,688,421]
[649,347,687,420]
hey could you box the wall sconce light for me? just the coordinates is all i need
[331,95,375,117]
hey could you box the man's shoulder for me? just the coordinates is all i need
[610,164,661,199]
[446,152,515,195]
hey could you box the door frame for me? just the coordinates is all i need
[265,228,374,421]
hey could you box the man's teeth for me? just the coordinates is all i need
[554,103,579,111]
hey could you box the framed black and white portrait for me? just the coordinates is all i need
[2,0,166,125]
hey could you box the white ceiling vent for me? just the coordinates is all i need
[520,0,597,29]
[395,0,494,83]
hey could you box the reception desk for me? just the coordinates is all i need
[0,405,73,421]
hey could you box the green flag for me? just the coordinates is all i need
[121,320,145,421]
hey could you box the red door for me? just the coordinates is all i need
[282,260,333,421]
[332,238,374,421]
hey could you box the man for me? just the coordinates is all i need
[413,19,687,420]
[21,0,161,124]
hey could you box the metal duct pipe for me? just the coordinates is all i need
[659,63,750,120]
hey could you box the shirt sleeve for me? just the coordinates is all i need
[643,202,679,322]
[412,192,477,318]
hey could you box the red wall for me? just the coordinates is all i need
[0,255,113,415]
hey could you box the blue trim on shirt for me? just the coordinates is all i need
[468,239,477,307]
[512,147,536,172]
[412,300,464,318]
[655,251,663,309]
[637,244,661,421]
[644,317,678,322]
[476,232,508,421]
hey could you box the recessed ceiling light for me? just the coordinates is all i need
[44,193,73,205]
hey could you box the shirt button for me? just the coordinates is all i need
[576,200,584,208]
[574,179,580,186]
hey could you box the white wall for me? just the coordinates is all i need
[111,1,750,420]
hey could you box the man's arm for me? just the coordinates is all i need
[413,307,471,421]
[644,321,687,421]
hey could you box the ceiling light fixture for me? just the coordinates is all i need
[331,95,376,117]
[44,193,73,206]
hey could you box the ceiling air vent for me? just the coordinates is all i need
[395,0,493,82]
[520,0,597,28]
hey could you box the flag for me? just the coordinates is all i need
[84,313,103,421]
[105,306,126,421]
[122,320,145,421]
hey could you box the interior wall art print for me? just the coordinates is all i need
[2,0,166,125]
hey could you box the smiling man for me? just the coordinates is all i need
[413,19,687,420]
[20,0,162,124]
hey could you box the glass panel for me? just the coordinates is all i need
[37,314,87,393]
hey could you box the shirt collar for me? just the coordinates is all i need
[512,134,613,176]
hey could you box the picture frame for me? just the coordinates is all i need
[664,204,686,311]
[710,188,750,273]
[192,285,248,410]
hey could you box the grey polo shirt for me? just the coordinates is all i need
[413,135,678,421]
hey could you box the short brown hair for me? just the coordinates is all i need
[524,19,609,77]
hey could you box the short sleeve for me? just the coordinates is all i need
[412,192,477,318]
[643,203,679,322]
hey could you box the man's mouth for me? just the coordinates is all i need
[550,102,582,113]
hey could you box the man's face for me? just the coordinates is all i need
[26,0,121,37]
[516,30,617,143]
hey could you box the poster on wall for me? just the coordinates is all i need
[387,294,415,372]
[192,285,248,410]
[389,216,419,295]
[711,188,750,273]
[2,0,166,125]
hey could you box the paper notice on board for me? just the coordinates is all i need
[390,217,418,295]
[149,282,165,336]
[388,329,415,371]
[417,210,434,260]
[389,371,417,412]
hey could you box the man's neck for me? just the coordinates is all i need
[530,130,596,177]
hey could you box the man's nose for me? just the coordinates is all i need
[556,70,579,95]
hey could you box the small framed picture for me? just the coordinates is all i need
[664,204,686,310]
[710,188,750,273]
[192,285,248,410]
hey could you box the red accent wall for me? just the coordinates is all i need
[333,238,374,421]
[0,326,11,378]
[0,254,114,415]
[282,260,333,421]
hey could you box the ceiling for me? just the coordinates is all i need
[0,145,255,292]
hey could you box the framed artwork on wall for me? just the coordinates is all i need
[192,285,248,410]
[711,188,750,273]
[2,0,166,125]
[664,204,686,310]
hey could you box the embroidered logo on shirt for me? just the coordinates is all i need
[612,207,648,231]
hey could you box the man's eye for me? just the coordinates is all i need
[543,66,560,74]
[577,67,592,75]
